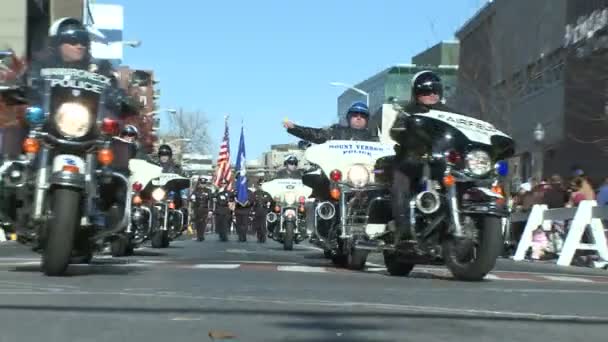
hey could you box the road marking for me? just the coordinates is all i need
[225,249,252,254]
[5,290,607,323]
[277,265,328,273]
[227,260,299,265]
[366,267,386,272]
[191,264,241,269]
[484,274,501,280]
[171,316,203,321]
[541,275,595,283]
[136,260,170,264]
[300,245,324,252]
[365,262,384,268]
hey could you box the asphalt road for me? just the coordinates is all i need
[0,233,607,342]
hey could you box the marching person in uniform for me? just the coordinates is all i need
[251,179,274,243]
[234,185,254,242]
[213,179,234,242]
[190,176,213,241]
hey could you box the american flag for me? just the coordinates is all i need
[213,116,233,190]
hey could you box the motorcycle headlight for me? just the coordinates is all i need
[54,102,92,138]
[152,188,166,202]
[283,191,297,205]
[465,150,492,176]
[347,164,370,187]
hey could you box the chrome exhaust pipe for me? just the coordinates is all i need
[415,191,441,215]
[316,201,335,221]
[266,212,278,223]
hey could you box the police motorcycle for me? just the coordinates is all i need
[147,173,191,248]
[4,68,133,276]
[372,103,514,281]
[108,158,163,256]
[262,178,312,250]
[302,140,395,269]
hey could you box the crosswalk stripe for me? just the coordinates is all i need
[541,275,595,283]
[191,264,241,269]
[277,265,328,273]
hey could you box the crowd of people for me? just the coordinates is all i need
[509,168,608,263]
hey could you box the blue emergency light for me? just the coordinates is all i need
[25,106,45,125]
[495,160,509,177]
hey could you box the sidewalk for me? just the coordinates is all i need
[495,257,608,277]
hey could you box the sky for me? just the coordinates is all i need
[101,0,487,161]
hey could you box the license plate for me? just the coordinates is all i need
[52,154,86,174]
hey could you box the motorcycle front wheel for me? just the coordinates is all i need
[42,188,81,276]
[443,216,503,281]
[283,220,295,251]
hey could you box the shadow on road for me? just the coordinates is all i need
[10,264,144,276]
[130,250,168,257]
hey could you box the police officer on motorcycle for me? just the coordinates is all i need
[25,17,135,114]
[275,155,303,179]
[389,70,452,242]
[283,102,378,143]
[190,176,212,241]
[213,179,234,242]
[157,144,183,174]
[234,185,254,242]
[251,179,274,242]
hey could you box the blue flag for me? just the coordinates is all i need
[235,125,248,204]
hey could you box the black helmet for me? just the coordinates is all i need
[48,17,91,48]
[158,144,172,157]
[412,70,443,101]
[121,124,139,138]
[284,155,299,167]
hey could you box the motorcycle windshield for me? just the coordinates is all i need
[129,159,163,191]
[261,178,312,202]
[412,110,515,160]
[41,68,111,140]
[153,173,191,192]
[304,140,395,182]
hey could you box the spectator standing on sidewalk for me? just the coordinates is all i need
[596,177,608,206]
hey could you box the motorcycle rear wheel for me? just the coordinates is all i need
[383,251,415,276]
[42,188,80,276]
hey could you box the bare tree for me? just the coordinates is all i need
[166,108,211,154]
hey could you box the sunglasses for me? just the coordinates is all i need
[58,30,90,46]
[122,132,137,138]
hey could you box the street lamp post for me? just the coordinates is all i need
[533,122,546,182]
[329,81,370,107]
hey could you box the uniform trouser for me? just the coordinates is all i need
[215,212,231,241]
[253,215,267,241]
[235,208,250,241]
[391,167,413,242]
[194,208,208,240]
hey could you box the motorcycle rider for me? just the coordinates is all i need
[283,101,378,143]
[275,155,303,179]
[213,179,234,242]
[157,144,183,174]
[24,17,135,115]
[251,179,274,242]
[190,176,213,241]
[234,185,254,242]
[389,70,452,242]
[284,102,378,201]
